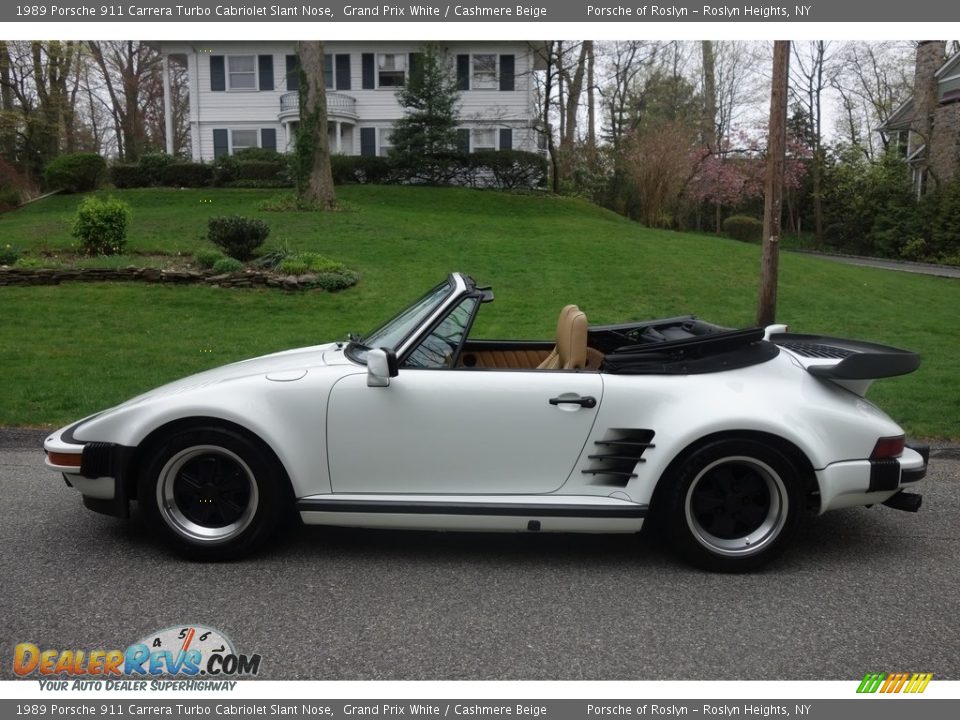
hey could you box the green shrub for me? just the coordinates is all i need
[233,148,285,162]
[312,269,360,291]
[0,188,21,208]
[472,150,547,189]
[341,156,392,184]
[900,237,929,262]
[0,243,20,265]
[212,257,244,274]
[71,196,130,255]
[277,257,310,275]
[138,153,176,185]
[300,252,345,273]
[160,162,214,188]
[225,178,292,189]
[43,153,107,193]
[722,215,764,243]
[207,215,270,260]
[330,155,358,184]
[14,256,52,269]
[195,248,225,269]
[110,164,151,189]
[229,160,291,185]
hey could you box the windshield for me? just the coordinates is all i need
[348,280,453,362]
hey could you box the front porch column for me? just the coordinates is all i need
[335,121,342,154]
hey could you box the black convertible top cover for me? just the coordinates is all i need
[603,327,780,375]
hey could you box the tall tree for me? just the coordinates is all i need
[586,41,596,149]
[0,42,16,161]
[831,41,913,159]
[758,41,790,327]
[390,42,461,180]
[790,41,833,248]
[701,41,721,231]
[87,41,163,161]
[295,41,336,209]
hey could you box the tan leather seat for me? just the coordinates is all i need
[538,305,589,370]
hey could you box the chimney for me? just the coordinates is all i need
[912,41,947,150]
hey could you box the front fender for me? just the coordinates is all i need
[70,369,355,498]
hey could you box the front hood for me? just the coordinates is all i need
[112,342,339,409]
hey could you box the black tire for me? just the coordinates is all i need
[663,439,803,572]
[138,426,288,561]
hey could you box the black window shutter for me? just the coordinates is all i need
[360,127,376,157]
[336,54,351,90]
[324,54,334,89]
[457,129,470,154]
[210,56,225,92]
[362,53,375,89]
[213,129,229,158]
[499,55,515,91]
[499,128,513,151]
[258,55,274,91]
[456,54,470,91]
[261,128,277,152]
[285,55,299,91]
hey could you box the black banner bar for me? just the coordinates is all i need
[1,699,959,720]
[3,0,960,23]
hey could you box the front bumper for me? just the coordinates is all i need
[44,422,133,518]
[816,443,929,513]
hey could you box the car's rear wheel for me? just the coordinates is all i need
[138,426,287,560]
[664,439,802,572]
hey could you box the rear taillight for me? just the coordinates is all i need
[871,436,905,460]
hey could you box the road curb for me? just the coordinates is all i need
[0,427,50,449]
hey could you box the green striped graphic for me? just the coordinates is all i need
[857,672,886,693]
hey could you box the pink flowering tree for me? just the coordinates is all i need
[687,129,810,233]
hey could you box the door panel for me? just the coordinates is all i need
[327,370,603,494]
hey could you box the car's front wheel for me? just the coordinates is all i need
[663,439,803,572]
[138,426,288,560]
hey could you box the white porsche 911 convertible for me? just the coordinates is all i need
[44,273,928,571]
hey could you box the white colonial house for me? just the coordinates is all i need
[155,41,545,162]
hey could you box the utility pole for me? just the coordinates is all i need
[757,41,790,327]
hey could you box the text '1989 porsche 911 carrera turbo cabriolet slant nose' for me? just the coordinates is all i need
[44,272,929,571]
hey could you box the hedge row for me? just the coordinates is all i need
[332,150,547,189]
[49,148,546,192]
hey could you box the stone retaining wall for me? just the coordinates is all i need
[0,266,323,290]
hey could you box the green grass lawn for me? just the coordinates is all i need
[2,185,958,438]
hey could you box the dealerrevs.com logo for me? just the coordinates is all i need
[857,672,933,694]
[14,625,261,688]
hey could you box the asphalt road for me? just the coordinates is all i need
[2,441,959,681]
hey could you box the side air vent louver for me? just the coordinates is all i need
[581,429,656,487]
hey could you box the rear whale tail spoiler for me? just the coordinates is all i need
[769,332,920,388]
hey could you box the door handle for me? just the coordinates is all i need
[549,395,597,409]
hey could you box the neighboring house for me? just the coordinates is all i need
[154,41,545,162]
[881,41,960,196]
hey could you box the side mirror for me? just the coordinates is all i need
[367,347,399,387]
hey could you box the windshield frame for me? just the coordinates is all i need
[346,273,470,365]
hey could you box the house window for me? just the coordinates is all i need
[472,55,497,90]
[231,129,259,152]
[378,128,394,157]
[472,128,496,151]
[378,54,406,87]
[228,55,257,90]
